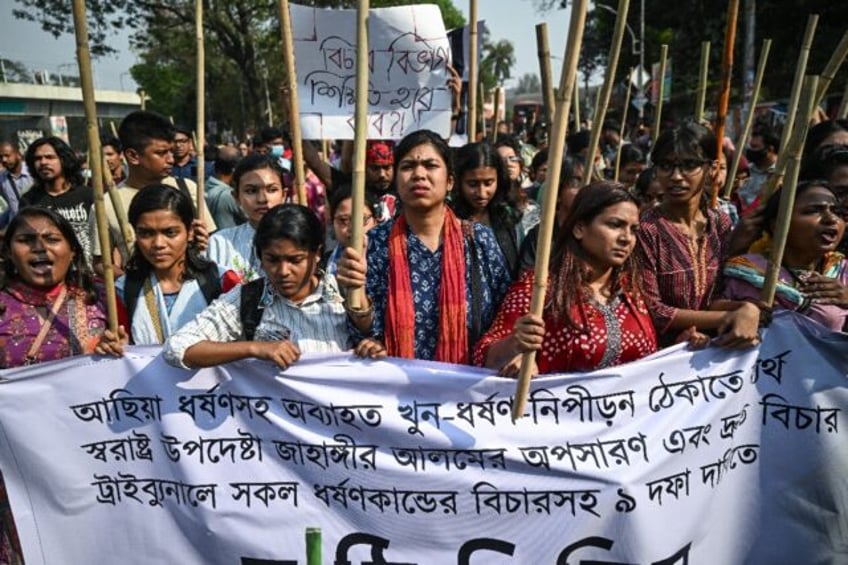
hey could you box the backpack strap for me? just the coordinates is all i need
[239,278,267,341]
[122,272,144,324]
[195,262,223,305]
[125,263,221,326]
[175,177,198,216]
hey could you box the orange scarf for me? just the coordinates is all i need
[384,208,469,363]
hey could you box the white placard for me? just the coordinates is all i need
[291,4,452,140]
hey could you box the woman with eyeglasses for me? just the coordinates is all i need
[636,123,761,347]
[324,185,379,276]
[495,137,540,244]
[450,142,522,274]
[722,180,848,331]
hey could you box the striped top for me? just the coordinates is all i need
[163,272,350,369]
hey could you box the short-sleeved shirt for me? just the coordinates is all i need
[20,183,94,261]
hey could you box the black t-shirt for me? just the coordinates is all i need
[20,184,95,261]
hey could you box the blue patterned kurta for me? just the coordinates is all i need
[357,219,512,360]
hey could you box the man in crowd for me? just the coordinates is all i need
[736,125,779,214]
[171,125,213,181]
[101,135,126,185]
[205,145,244,229]
[0,140,34,230]
[20,136,94,260]
[89,110,216,274]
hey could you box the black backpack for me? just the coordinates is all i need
[239,278,266,341]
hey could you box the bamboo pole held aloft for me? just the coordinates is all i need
[584,0,630,187]
[573,82,581,131]
[347,0,370,310]
[839,81,848,119]
[489,87,500,143]
[760,75,819,307]
[102,156,133,260]
[614,68,634,183]
[761,15,818,202]
[512,0,588,421]
[695,42,710,122]
[195,0,205,222]
[814,29,848,108]
[724,39,771,200]
[536,23,556,125]
[468,0,478,143]
[711,0,740,208]
[71,0,118,334]
[652,44,669,148]
[479,79,487,139]
[779,15,818,159]
[279,0,308,205]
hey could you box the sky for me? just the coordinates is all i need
[0,2,138,91]
[0,1,572,92]
[456,0,574,89]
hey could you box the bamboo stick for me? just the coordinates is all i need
[468,0,478,143]
[102,156,133,259]
[512,0,588,421]
[109,121,118,138]
[695,41,710,122]
[711,0,740,208]
[762,75,821,204]
[536,23,556,124]
[573,81,581,131]
[139,89,147,111]
[814,29,848,107]
[760,75,819,307]
[779,15,818,158]
[479,81,486,139]
[195,0,205,221]
[71,0,118,334]
[652,44,669,148]
[584,0,630,186]
[614,68,634,183]
[761,15,818,201]
[724,39,771,199]
[347,0,370,310]
[839,81,848,119]
[279,0,308,205]
[489,87,500,143]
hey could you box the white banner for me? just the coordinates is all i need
[291,4,452,140]
[0,312,845,564]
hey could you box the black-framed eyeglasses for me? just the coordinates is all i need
[333,214,374,227]
[655,159,709,177]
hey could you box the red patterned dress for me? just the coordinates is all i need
[473,271,657,373]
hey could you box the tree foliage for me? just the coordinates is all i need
[527,0,848,122]
[12,0,465,136]
[514,73,541,95]
[482,39,516,88]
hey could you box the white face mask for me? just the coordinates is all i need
[270,144,284,158]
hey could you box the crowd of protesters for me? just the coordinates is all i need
[0,90,847,563]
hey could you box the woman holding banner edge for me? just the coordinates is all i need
[336,129,512,363]
[637,123,761,348]
[474,182,671,377]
